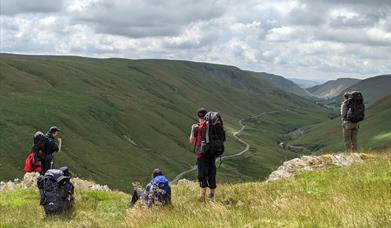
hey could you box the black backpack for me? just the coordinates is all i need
[37,167,74,215]
[204,112,226,157]
[33,131,49,160]
[347,91,365,123]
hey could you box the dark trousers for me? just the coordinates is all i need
[130,188,145,205]
[41,158,52,175]
[197,156,216,189]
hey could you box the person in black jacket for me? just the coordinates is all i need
[41,126,62,174]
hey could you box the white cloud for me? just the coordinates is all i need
[0,0,390,80]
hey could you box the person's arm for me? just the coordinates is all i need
[57,138,62,152]
[189,124,197,144]
[340,101,348,119]
[146,183,152,192]
[47,139,59,154]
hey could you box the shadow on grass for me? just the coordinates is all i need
[43,208,75,222]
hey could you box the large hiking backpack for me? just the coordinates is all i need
[23,131,48,173]
[346,91,365,123]
[204,112,226,157]
[149,176,171,205]
[33,131,49,160]
[37,167,74,215]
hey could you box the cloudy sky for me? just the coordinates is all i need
[1,0,390,80]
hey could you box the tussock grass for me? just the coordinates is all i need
[1,150,390,227]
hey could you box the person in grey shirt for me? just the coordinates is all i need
[340,92,359,152]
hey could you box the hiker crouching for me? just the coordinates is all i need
[130,169,171,207]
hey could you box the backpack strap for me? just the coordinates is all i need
[205,113,211,143]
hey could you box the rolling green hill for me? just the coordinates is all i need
[307,78,360,99]
[0,54,330,191]
[291,95,391,152]
[251,72,313,98]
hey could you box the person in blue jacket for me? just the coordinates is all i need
[130,169,171,206]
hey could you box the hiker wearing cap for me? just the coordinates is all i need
[42,126,62,174]
[130,169,171,207]
[189,108,217,201]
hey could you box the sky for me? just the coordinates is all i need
[0,0,390,80]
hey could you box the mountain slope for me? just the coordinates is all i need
[307,78,360,98]
[251,72,313,98]
[335,75,391,105]
[291,95,391,152]
[1,150,390,227]
[0,54,330,191]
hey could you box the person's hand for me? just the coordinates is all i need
[191,124,197,129]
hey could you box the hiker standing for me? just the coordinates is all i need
[42,126,62,174]
[189,108,225,201]
[340,92,365,152]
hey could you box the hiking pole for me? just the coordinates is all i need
[50,158,54,169]
[218,157,223,168]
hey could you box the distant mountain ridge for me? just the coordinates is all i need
[252,72,313,98]
[307,78,361,98]
[289,78,324,88]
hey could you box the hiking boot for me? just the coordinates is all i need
[207,193,215,202]
[198,196,206,202]
[199,188,206,202]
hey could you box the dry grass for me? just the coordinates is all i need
[1,150,390,228]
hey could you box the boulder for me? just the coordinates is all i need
[267,153,369,182]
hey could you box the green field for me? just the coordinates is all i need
[1,150,390,227]
[0,54,331,191]
[292,96,391,152]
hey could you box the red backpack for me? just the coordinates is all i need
[24,131,47,173]
[24,152,43,173]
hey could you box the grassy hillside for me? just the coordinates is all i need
[251,72,313,98]
[328,75,391,106]
[291,95,391,152]
[0,54,330,191]
[307,78,360,98]
[1,150,390,227]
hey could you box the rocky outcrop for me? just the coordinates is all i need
[267,153,369,181]
[0,172,40,192]
[0,172,111,192]
[72,177,111,192]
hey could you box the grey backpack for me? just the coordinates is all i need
[37,167,74,215]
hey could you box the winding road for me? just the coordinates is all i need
[170,111,277,183]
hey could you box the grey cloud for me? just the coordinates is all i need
[73,0,225,38]
[0,0,64,15]
[285,0,390,28]
[315,28,390,46]
[284,5,326,26]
